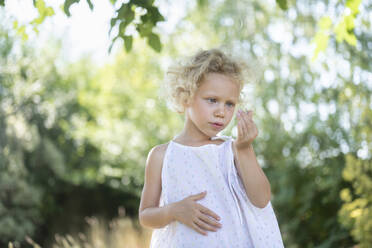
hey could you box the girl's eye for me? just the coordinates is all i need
[207,98,217,103]
[226,102,235,107]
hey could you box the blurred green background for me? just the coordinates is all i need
[0,0,371,247]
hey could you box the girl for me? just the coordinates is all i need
[138,49,285,247]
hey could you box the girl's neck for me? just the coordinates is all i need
[175,117,215,145]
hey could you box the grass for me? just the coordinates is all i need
[9,215,152,248]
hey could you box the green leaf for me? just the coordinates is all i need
[334,18,348,43]
[32,25,39,34]
[276,0,288,10]
[137,22,153,37]
[311,16,333,61]
[64,0,80,17]
[346,0,362,14]
[119,21,129,36]
[319,16,332,30]
[30,0,55,26]
[197,0,208,8]
[345,32,357,46]
[123,35,133,52]
[147,6,165,23]
[117,3,133,19]
[109,18,117,35]
[134,0,150,8]
[311,31,330,61]
[344,14,355,30]
[147,33,161,52]
[13,20,18,29]
[0,0,4,6]
[108,35,121,53]
[114,3,135,36]
[15,24,28,41]
[86,0,93,10]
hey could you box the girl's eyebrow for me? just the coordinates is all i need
[203,94,237,102]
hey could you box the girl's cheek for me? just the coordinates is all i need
[200,105,211,114]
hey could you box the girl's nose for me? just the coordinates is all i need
[215,107,224,117]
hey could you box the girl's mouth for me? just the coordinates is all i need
[210,122,224,130]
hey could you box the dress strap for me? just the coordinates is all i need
[224,138,245,226]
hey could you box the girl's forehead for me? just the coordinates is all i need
[197,73,240,99]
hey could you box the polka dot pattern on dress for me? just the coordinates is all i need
[150,136,285,248]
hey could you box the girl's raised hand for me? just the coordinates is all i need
[235,109,258,150]
[171,191,222,236]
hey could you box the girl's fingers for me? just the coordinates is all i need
[237,109,259,142]
[247,110,253,119]
[237,117,245,138]
[236,111,242,134]
[198,213,222,229]
[192,222,208,236]
[190,191,207,200]
[240,116,248,136]
[242,109,253,121]
[238,109,256,139]
[197,204,221,221]
[242,111,255,134]
[241,111,251,125]
[236,110,242,121]
[194,217,218,232]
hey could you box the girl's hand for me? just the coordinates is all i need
[235,109,258,150]
[171,191,222,236]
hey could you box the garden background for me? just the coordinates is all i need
[0,0,371,247]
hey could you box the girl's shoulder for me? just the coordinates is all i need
[147,142,170,167]
[139,143,170,214]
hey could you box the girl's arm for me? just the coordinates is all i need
[232,142,271,209]
[233,109,271,209]
[138,144,175,228]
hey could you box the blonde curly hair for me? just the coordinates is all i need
[160,48,253,114]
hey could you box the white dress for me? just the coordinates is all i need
[149,135,285,248]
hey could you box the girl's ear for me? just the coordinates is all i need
[183,98,192,108]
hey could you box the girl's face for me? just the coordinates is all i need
[185,72,240,138]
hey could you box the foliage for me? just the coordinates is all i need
[339,155,372,247]
[1,0,371,247]
[108,0,165,53]
[0,26,45,243]
[0,17,181,246]
[2,0,361,56]
[312,0,363,60]
[2,0,165,53]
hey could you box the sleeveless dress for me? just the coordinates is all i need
[149,135,285,248]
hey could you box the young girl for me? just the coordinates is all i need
[138,49,285,247]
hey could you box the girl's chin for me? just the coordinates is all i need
[209,130,223,137]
